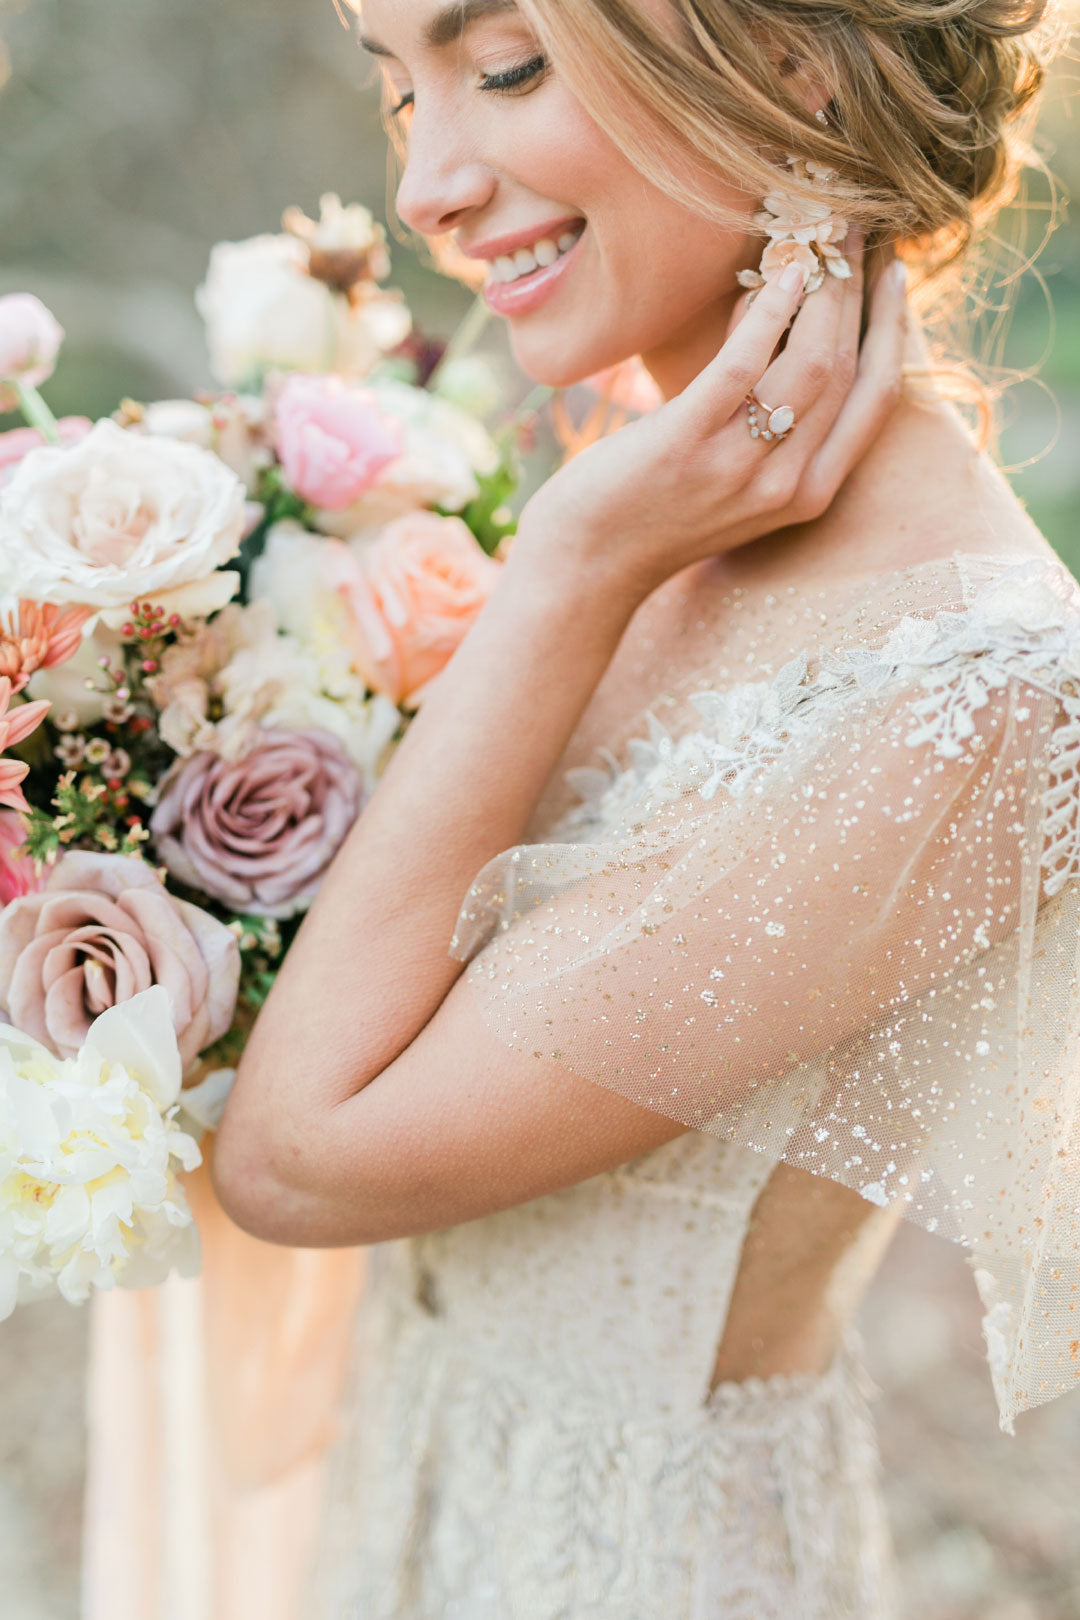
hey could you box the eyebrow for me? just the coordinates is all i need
[359,0,520,58]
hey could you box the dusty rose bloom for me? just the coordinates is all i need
[0,851,241,1071]
[0,811,43,906]
[150,727,363,918]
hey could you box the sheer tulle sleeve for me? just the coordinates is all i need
[449,554,1080,1433]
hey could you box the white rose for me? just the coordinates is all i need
[196,234,411,391]
[246,524,403,786]
[312,379,500,539]
[0,986,201,1318]
[0,418,245,624]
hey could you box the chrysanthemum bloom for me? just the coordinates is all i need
[0,600,93,693]
[0,811,43,906]
[0,677,50,813]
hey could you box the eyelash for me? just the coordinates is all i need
[390,53,548,117]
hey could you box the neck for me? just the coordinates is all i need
[638,290,741,402]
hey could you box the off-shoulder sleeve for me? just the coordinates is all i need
[450,556,1080,1432]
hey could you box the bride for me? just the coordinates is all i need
[89,0,1077,1616]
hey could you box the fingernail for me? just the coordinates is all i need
[890,259,908,292]
[779,262,808,294]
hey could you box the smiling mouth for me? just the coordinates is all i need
[484,222,586,288]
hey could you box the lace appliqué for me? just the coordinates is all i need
[561,559,1080,897]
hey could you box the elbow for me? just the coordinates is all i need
[209,1110,327,1247]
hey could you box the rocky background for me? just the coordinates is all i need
[2,1,1080,1615]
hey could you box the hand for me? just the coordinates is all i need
[514,237,909,604]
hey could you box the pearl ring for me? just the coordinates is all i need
[746,394,796,444]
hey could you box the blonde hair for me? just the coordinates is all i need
[511,0,1063,282]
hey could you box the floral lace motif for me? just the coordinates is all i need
[559,558,1080,896]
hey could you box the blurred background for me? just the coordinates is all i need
[0,1,1078,1616]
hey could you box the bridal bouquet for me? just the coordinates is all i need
[0,194,520,1317]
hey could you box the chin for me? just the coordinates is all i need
[506,327,637,392]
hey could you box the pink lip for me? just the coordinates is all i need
[481,228,586,318]
[458,215,586,262]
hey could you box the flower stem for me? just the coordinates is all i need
[12,380,61,444]
[430,294,492,379]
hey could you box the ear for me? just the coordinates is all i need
[775,48,834,122]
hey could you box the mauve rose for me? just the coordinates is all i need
[0,294,64,410]
[0,851,241,1072]
[325,510,501,707]
[274,373,402,510]
[150,728,363,918]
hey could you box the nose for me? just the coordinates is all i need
[393,111,497,238]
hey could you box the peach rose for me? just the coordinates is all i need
[326,512,501,707]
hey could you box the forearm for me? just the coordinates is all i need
[217,536,639,1171]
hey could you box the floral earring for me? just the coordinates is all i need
[737,153,852,297]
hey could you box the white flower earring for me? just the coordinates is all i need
[737,153,852,298]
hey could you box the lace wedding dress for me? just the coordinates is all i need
[305,546,1080,1619]
[307,1134,899,1619]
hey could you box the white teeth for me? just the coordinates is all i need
[487,225,585,286]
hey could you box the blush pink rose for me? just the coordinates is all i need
[274,373,402,510]
[0,294,65,411]
[0,851,241,1071]
[0,812,43,906]
[0,417,93,487]
[326,511,501,708]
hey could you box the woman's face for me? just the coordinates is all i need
[357,0,757,396]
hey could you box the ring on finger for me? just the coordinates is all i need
[746,393,796,444]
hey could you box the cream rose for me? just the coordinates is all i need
[0,418,245,624]
[196,233,411,391]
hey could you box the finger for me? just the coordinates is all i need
[803,257,908,496]
[671,265,811,429]
[754,231,864,428]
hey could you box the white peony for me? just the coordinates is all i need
[311,378,501,539]
[0,418,246,625]
[0,986,202,1319]
[196,233,411,391]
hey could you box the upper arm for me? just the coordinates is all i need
[215,968,690,1246]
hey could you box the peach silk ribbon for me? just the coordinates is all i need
[81,1139,365,1620]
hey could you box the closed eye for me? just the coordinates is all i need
[389,53,548,118]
